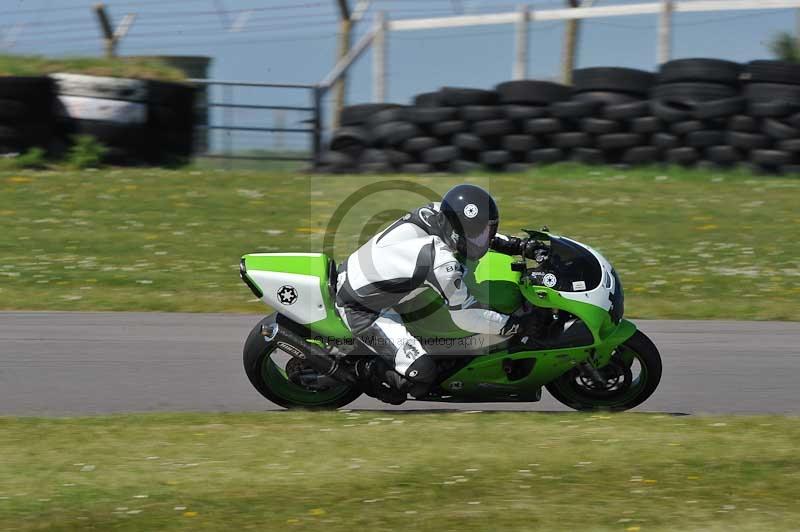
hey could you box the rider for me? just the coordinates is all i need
[334,183,546,404]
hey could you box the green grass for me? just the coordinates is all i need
[0,54,186,80]
[1,412,798,531]
[1,164,799,319]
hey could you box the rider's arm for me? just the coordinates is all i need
[491,233,526,256]
[425,256,510,335]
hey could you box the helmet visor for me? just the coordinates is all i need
[462,220,498,260]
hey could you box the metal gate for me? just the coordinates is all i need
[189,79,322,167]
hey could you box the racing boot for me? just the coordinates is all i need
[354,357,407,405]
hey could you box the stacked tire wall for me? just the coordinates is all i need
[0,77,56,156]
[0,73,197,164]
[320,59,800,175]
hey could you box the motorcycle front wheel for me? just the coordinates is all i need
[243,314,362,409]
[545,330,662,412]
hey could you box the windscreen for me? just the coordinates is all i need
[544,237,603,292]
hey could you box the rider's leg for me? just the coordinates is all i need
[355,310,437,399]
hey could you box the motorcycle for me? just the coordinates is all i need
[239,228,662,411]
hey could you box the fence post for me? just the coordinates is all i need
[373,11,387,103]
[513,4,529,80]
[312,85,324,168]
[658,0,673,65]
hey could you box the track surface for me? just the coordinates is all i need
[1,312,798,416]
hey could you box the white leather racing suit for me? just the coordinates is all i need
[335,202,521,383]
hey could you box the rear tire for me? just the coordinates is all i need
[545,330,662,412]
[243,314,362,409]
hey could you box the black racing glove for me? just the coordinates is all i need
[500,305,549,337]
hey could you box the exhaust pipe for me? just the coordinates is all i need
[261,323,356,385]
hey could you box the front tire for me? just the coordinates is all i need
[243,314,362,409]
[545,330,662,412]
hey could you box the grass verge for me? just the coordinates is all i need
[1,411,798,531]
[0,54,186,80]
[1,164,798,319]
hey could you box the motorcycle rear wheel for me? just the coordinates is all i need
[243,314,362,409]
[545,330,662,411]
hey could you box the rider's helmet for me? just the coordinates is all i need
[439,184,499,260]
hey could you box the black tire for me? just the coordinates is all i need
[573,67,655,95]
[652,132,680,150]
[400,162,434,173]
[329,126,368,152]
[622,146,660,165]
[693,96,745,120]
[0,76,54,101]
[666,146,700,166]
[596,133,643,150]
[549,99,602,119]
[366,107,407,128]
[449,159,482,173]
[581,117,622,134]
[460,105,503,122]
[747,100,799,119]
[0,99,28,121]
[403,136,440,152]
[525,117,563,135]
[630,116,663,134]
[527,148,564,164]
[788,112,800,129]
[751,149,791,166]
[374,121,421,147]
[728,115,759,132]
[502,134,539,152]
[658,58,741,85]
[763,118,800,140]
[243,315,362,410]
[572,91,640,106]
[744,83,800,103]
[496,80,570,105]
[546,330,662,412]
[431,120,467,137]
[505,162,531,173]
[553,131,592,149]
[401,106,457,125]
[453,132,486,151]
[359,148,389,164]
[439,87,498,106]
[472,119,514,137]
[651,99,693,123]
[777,138,800,152]
[604,100,650,120]
[54,73,148,102]
[727,131,772,150]
[503,104,549,121]
[480,150,511,166]
[744,60,800,85]
[670,120,705,136]
[706,145,743,165]
[340,103,399,126]
[67,119,148,149]
[413,91,441,107]
[423,145,459,164]
[652,82,737,105]
[571,147,605,165]
[385,149,413,166]
[686,130,726,148]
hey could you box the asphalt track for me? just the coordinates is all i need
[1,312,798,416]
